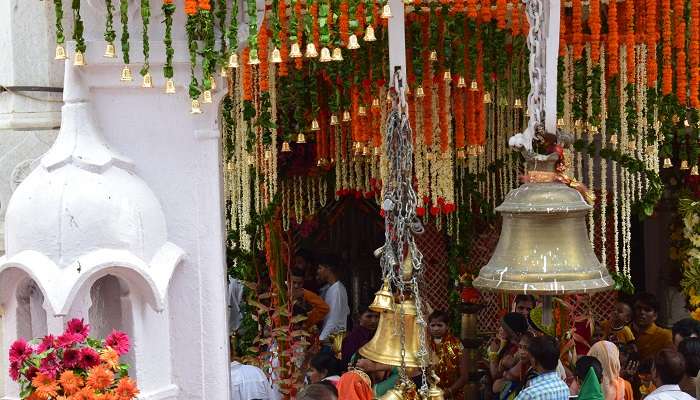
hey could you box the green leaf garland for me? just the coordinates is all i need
[162,1,176,79]
[53,0,65,46]
[120,0,130,64]
[104,0,116,46]
[186,16,201,99]
[140,0,150,77]
[72,0,86,53]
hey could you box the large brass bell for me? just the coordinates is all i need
[473,158,613,294]
[369,279,394,312]
[380,382,408,400]
[359,299,425,368]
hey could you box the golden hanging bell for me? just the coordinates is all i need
[364,25,377,42]
[415,85,425,98]
[443,70,452,81]
[190,99,203,114]
[220,65,228,77]
[248,53,261,65]
[55,44,67,60]
[297,132,306,144]
[282,141,292,152]
[428,374,446,400]
[362,145,369,156]
[692,165,699,176]
[627,141,636,151]
[609,134,618,145]
[202,90,213,104]
[590,125,599,133]
[457,76,467,88]
[457,148,466,159]
[290,42,303,58]
[311,119,321,131]
[557,118,565,128]
[210,77,217,90]
[379,382,407,400]
[104,43,116,58]
[663,158,673,168]
[332,47,344,61]
[165,78,176,94]
[381,4,393,18]
[514,98,523,108]
[142,72,153,88]
[271,47,283,63]
[473,158,613,295]
[386,91,393,104]
[228,53,239,68]
[343,110,352,122]
[348,34,361,50]
[372,98,381,108]
[682,160,690,170]
[73,51,85,66]
[120,65,133,81]
[330,114,339,125]
[329,331,346,359]
[430,50,438,61]
[373,147,380,156]
[470,80,478,91]
[319,47,332,62]
[359,299,426,367]
[483,91,492,104]
[358,106,367,116]
[305,43,319,58]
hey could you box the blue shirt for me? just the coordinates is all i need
[515,371,570,400]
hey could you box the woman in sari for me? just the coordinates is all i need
[336,366,374,400]
[588,341,634,400]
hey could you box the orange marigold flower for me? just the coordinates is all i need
[184,0,198,15]
[163,0,173,3]
[86,365,114,391]
[71,387,98,400]
[59,370,84,395]
[32,373,59,398]
[198,0,211,11]
[100,347,120,371]
[115,377,139,399]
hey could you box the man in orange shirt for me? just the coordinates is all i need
[291,268,330,330]
[632,293,673,361]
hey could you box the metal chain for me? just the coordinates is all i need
[379,69,430,396]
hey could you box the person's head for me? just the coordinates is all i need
[672,318,700,348]
[575,356,604,384]
[652,349,686,386]
[591,323,605,345]
[316,254,342,284]
[678,337,700,378]
[290,268,306,298]
[357,304,380,331]
[633,293,660,329]
[297,383,338,400]
[525,335,560,372]
[514,295,537,317]
[517,332,535,360]
[612,301,633,326]
[588,341,621,385]
[428,310,451,339]
[500,312,529,342]
[309,353,342,384]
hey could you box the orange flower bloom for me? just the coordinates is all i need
[258,17,270,92]
[100,347,120,371]
[481,0,492,23]
[511,1,521,38]
[86,365,114,391]
[163,0,173,3]
[31,373,59,399]
[607,0,619,76]
[71,387,98,400]
[646,0,658,86]
[496,0,507,29]
[571,0,583,60]
[198,0,211,11]
[625,0,635,83]
[59,370,84,395]
[589,0,600,63]
[242,48,252,101]
[277,0,288,76]
[661,0,672,94]
[184,0,197,15]
[339,1,349,44]
[466,0,478,19]
[690,0,699,107]
[673,0,686,103]
[115,377,140,399]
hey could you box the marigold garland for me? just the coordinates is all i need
[466,0,478,19]
[340,0,350,44]
[496,0,507,30]
[559,4,566,56]
[185,0,197,15]
[673,0,686,103]
[572,0,583,60]
[646,0,658,86]
[690,0,700,107]
[243,47,253,101]
[661,0,672,94]
[72,0,86,56]
[624,0,635,83]
[259,18,270,92]
[512,1,521,38]
[278,0,289,75]
[422,15,433,148]
[607,0,619,76]
[481,0,492,24]
[311,0,320,49]
[120,0,130,64]
[438,13,449,153]
[162,0,176,80]
[589,0,600,63]
[295,0,303,69]
[454,81,466,150]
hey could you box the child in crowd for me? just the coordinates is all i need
[602,301,635,346]
[429,310,469,399]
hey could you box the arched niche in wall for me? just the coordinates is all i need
[15,278,47,340]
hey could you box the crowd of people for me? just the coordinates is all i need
[229,253,700,400]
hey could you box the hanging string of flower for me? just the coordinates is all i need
[163,0,176,92]
[661,0,672,95]
[72,0,86,65]
[119,0,131,78]
[103,0,116,58]
[185,0,201,111]
[53,0,67,59]
[140,0,152,87]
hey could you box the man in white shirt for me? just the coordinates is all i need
[316,255,350,342]
[229,361,275,400]
[645,349,696,400]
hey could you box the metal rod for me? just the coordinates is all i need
[542,295,553,327]
[543,0,561,134]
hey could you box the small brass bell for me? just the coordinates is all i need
[381,4,393,18]
[362,146,369,156]
[358,106,367,116]
[202,90,213,104]
[220,65,228,77]
[319,47,332,62]
[430,50,438,61]
[483,91,492,104]
[514,98,523,108]
[332,47,344,61]
[290,42,303,58]
[470,80,478,91]
[74,51,86,66]
[120,65,133,81]
[311,119,321,131]
[264,150,272,161]
[281,141,292,152]
[316,158,323,167]
[55,44,67,60]
[426,151,435,161]
[557,118,565,128]
[342,110,352,122]
[457,76,466,88]
[359,299,426,367]
[386,91,393,103]
[457,148,466,159]
[428,372,445,400]
[473,157,613,295]
[330,114,339,125]
[305,43,318,58]
[329,331,346,359]
[590,125,599,133]
[373,147,380,156]
[248,53,261,65]
[379,383,407,400]
[663,158,673,168]
[142,72,153,88]
[682,160,690,170]
[685,119,691,127]
[443,71,452,81]
[347,34,361,50]
[210,77,217,90]
[297,132,306,144]
[372,98,380,108]
[415,85,425,98]
[405,86,411,95]
[191,99,203,114]
[165,78,176,94]
[228,53,239,68]
[104,43,116,58]
[364,25,377,42]
[645,145,655,155]
[271,47,283,63]
[692,165,699,176]
[609,134,618,145]
[628,141,636,151]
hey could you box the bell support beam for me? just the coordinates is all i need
[387,0,408,105]
[543,0,561,135]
